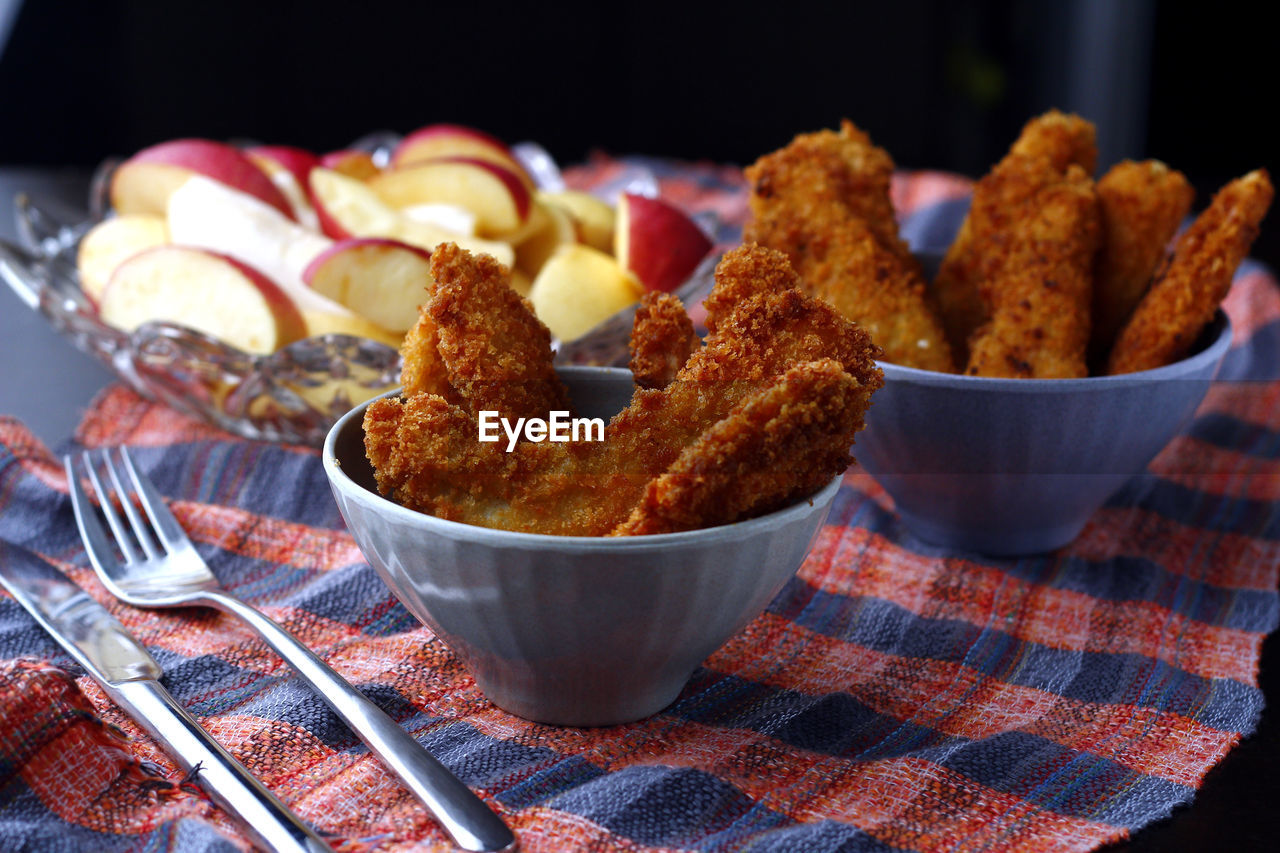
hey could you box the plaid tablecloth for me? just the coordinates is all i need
[1,159,1277,852]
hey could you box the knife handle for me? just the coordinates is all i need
[111,679,333,853]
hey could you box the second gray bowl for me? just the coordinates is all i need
[856,313,1232,555]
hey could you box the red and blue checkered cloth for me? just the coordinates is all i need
[1,158,1277,851]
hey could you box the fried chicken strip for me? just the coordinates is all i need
[1089,160,1195,365]
[1108,169,1273,375]
[629,292,700,390]
[398,280,452,401]
[611,359,867,536]
[934,110,1097,360]
[701,242,801,333]
[365,245,883,536]
[965,162,1101,378]
[744,121,954,371]
[426,242,571,420]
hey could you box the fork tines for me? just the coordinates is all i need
[65,447,180,569]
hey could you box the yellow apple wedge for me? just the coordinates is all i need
[77,215,169,301]
[301,310,402,348]
[528,244,643,342]
[514,200,577,280]
[99,246,306,354]
[614,192,713,293]
[540,190,616,254]
[302,238,434,333]
[110,138,295,220]
[309,168,514,267]
[368,157,532,237]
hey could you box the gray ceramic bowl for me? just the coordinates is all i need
[323,366,840,726]
[856,312,1232,556]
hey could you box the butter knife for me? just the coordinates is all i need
[0,540,333,853]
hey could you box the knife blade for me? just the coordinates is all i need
[0,540,333,853]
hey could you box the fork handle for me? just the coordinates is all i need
[111,679,333,853]
[201,590,516,853]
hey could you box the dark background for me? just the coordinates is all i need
[0,0,1276,267]
[0,1,1275,850]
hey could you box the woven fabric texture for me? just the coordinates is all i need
[0,159,1276,852]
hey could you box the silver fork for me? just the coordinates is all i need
[66,447,517,853]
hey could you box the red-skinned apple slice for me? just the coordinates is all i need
[369,157,532,237]
[76,215,169,301]
[99,246,306,354]
[247,145,320,189]
[302,238,434,333]
[320,149,380,181]
[110,139,294,220]
[309,168,514,267]
[247,145,321,229]
[614,193,713,293]
[391,123,533,186]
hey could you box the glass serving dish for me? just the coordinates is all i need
[0,136,718,446]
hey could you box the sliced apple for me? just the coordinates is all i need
[391,123,533,185]
[166,176,341,314]
[540,189,616,254]
[100,246,305,354]
[247,144,321,229]
[302,310,402,348]
[110,138,294,220]
[528,244,643,342]
[309,168,514,267]
[77,215,170,301]
[400,203,477,236]
[369,157,531,237]
[302,238,434,333]
[514,200,577,280]
[614,193,713,293]
[320,149,380,181]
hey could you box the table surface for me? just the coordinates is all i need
[0,167,1274,852]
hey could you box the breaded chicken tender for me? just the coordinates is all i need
[744,120,955,371]
[629,292,700,390]
[426,242,571,420]
[965,163,1101,378]
[1108,170,1273,375]
[701,242,801,333]
[935,110,1097,360]
[1090,160,1195,364]
[398,285,453,401]
[1008,109,1099,175]
[365,245,883,536]
[612,359,866,535]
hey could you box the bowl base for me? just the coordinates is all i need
[900,510,1089,557]
[474,672,690,728]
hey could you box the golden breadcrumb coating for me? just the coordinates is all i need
[935,110,1098,361]
[629,292,700,390]
[1090,160,1195,365]
[365,245,882,536]
[744,120,955,371]
[965,162,1101,378]
[611,359,867,535]
[1008,109,1099,175]
[426,242,571,420]
[1108,170,1273,375]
